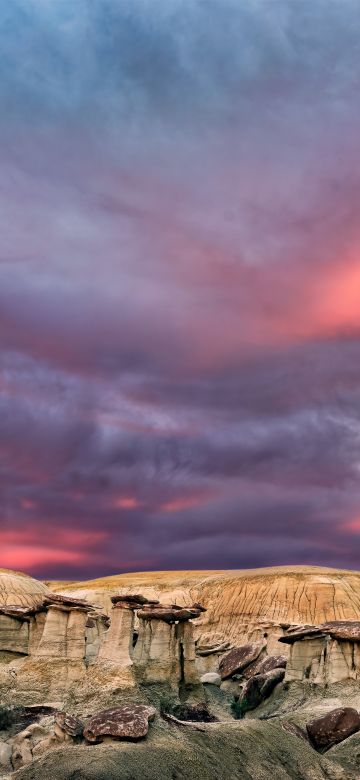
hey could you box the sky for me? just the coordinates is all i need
[1,0,360,580]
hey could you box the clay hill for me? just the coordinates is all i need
[1,565,360,780]
[48,564,360,651]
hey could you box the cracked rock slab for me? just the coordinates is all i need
[83,705,156,743]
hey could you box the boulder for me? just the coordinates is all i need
[200,672,221,686]
[55,712,84,738]
[243,654,287,679]
[219,643,264,680]
[240,668,285,711]
[306,707,360,752]
[83,705,156,742]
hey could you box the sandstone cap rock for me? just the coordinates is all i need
[43,593,95,611]
[137,605,203,623]
[111,594,159,607]
[83,705,156,742]
[279,626,326,644]
[321,620,360,642]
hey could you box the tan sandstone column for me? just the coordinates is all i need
[36,605,88,659]
[97,604,135,666]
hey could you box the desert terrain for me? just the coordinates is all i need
[1,565,360,779]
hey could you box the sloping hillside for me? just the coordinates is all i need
[48,565,360,646]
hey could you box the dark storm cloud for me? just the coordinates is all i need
[1,0,360,576]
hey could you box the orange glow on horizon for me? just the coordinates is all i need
[0,527,108,571]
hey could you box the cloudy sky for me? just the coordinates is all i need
[1,0,360,579]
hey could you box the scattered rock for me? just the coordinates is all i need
[306,707,360,752]
[83,705,156,743]
[219,643,264,679]
[55,712,84,738]
[240,668,285,711]
[200,672,221,686]
[243,654,287,679]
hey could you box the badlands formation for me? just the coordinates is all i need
[1,566,360,778]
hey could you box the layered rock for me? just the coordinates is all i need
[133,617,180,684]
[36,605,89,660]
[0,612,30,655]
[280,621,360,684]
[0,571,50,610]
[50,566,360,659]
[134,602,204,685]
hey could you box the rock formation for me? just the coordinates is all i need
[83,705,156,742]
[280,621,360,683]
[133,602,203,685]
[49,566,360,658]
[2,567,360,779]
[0,571,50,609]
[240,667,286,711]
[219,643,264,679]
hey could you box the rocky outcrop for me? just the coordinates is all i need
[280,621,360,684]
[322,621,360,641]
[97,603,135,666]
[85,613,109,663]
[306,707,360,752]
[133,618,180,684]
[219,643,264,680]
[50,566,360,659]
[35,605,89,660]
[133,602,203,685]
[240,668,285,711]
[0,612,30,655]
[83,705,156,742]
